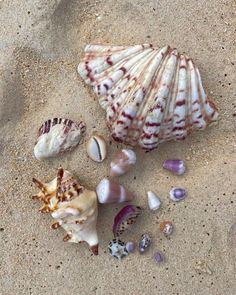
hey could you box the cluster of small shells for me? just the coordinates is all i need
[31,42,219,264]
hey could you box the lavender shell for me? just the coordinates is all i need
[125,241,135,253]
[96,178,134,204]
[78,44,218,150]
[163,159,185,175]
[154,251,165,263]
[34,118,86,160]
[113,205,143,237]
[169,187,187,201]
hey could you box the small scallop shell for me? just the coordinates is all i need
[78,44,218,150]
[96,178,134,204]
[87,134,107,162]
[34,118,86,160]
[110,149,136,177]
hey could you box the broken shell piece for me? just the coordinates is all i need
[96,178,134,204]
[32,168,99,255]
[87,134,107,162]
[194,260,212,275]
[169,187,187,202]
[154,251,165,264]
[125,241,135,253]
[147,191,161,211]
[78,44,218,150]
[113,205,143,237]
[34,118,86,160]
[163,159,185,175]
[139,234,151,254]
[160,221,173,236]
[110,149,136,177]
[108,238,129,260]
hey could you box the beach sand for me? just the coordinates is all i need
[0,0,236,294]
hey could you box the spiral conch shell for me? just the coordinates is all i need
[78,44,219,150]
[32,168,99,255]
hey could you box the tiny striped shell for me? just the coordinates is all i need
[78,44,218,150]
[34,118,86,160]
[96,178,134,204]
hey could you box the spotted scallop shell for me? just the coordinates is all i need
[78,44,218,150]
[34,118,86,160]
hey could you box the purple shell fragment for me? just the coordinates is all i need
[163,159,185,175]
[125,241,135,253]
[154,251,165,263]
[113,205,143,237]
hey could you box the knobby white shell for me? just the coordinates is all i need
[78,44,219,150]
[110,149,136,177]
[32,168,99,255]
[34,118,86,160]
[147,191,161,211]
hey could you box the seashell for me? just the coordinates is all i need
[96,178,134,204]
[32,168,99,255]
[159,221,173,237]
[169,187,186,201]
[113,205,143,237]
[87,134,107,162]
[108,238,129,260]
[194,260,212,275]
[34,118,86,160]
[78,44,218,150]
[125,241,135,253]
[110,149,136,177]
[163,159,185,175]
[147,191,161,211]
[139,233,151,254]
[154,251,165,264]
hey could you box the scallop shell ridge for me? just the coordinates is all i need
[78,44,218,150]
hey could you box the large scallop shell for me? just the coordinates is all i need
[32,168,99,255]
[34,118,86,160]
[78,44,218,150]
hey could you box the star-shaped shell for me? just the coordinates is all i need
[78,44,218,150]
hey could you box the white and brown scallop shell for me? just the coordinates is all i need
[32,168,99,255]
[34,118,86,160]
[78,44,218,150]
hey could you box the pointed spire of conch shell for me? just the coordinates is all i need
[32,168,99,255]
[78,44,218,150]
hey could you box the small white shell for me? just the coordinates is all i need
[87,134,107,162]
[110,149,136,177]
[34,118,86,160]
[96,178,134,204]
[147,191,161,211]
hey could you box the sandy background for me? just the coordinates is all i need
[1,0,236,294]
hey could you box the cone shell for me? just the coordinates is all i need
[110,149,136,177]
[32,168,99,255]
[78,44,218,150]
[34,118,86,160]
[147,191,161,211]
[96,178,134,204]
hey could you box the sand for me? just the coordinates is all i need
[0,0,236,294]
